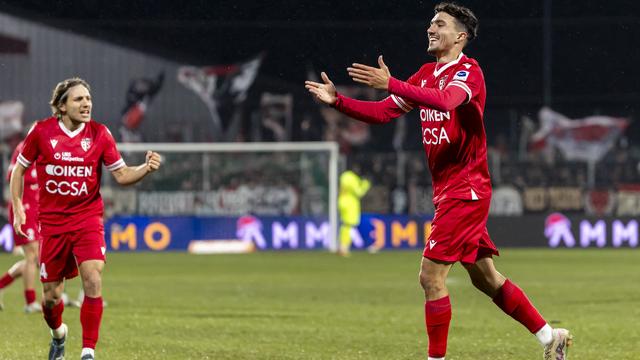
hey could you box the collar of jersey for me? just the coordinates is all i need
[433,52,465,78]
[58,119,86,138]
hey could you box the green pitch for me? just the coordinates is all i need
[0,249,638,359]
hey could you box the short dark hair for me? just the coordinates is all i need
[434,2,479,42]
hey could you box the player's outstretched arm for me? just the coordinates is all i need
[305,67,406,124]
[111,151,162,186]
[9,163,28,238]
[347,55,391,90]
[305,72,337,105]
[349,54,467,112]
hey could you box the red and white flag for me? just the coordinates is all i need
[529,107,629,162]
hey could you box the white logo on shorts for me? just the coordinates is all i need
[429,240,437,250]
[40,263,48,280]
[101,246,106,255]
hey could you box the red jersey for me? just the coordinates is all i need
[393,53,491,203]
[335,52,491,204]
[17,117,125,235]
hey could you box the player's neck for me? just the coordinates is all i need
[60,116,84,132]
[436,49,462,64]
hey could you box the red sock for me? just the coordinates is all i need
[81,296,103,349]
[493,279,546,333]
[0,273,15,289]
[43,300,64,330]
[425,296,451,358]
[24,289,36,305]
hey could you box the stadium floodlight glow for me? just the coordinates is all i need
[113,142,340,251]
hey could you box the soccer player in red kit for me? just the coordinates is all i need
[10,77,162,360]
[306,3,572,359]
[0,137,42,313]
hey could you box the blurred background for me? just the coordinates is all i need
[0,0,638,252]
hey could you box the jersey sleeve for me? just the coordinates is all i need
[388,66,424,113]
[17,124,40,168]
[101,126,126,171]
[445,64,484,104]
[334,94,406,124]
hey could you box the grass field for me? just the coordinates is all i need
[0,249,638,359]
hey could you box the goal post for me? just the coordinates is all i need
[108,142,340,252]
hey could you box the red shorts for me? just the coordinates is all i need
[9,207,40,247]
[423,198,499,264]
[39,229,106,282]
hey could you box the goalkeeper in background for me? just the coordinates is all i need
[338,167,370,256]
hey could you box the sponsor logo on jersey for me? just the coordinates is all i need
[54,152,84,162]
[420,109,451,122]
[453,70,469,81]
[50,139,58,149]
[45,179,89,196]
[44,164,93,196]
[422,127,450,145]
[81,137,91,151]
[45,164,93,177]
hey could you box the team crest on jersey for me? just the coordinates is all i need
[438,75,448,90]
[81,138,91,151]
[50,139,58,149]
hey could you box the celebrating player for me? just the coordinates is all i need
[10,77,162,360]
[305,3,571,359]
[0,135,42,314]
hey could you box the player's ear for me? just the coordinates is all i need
[456,31,467,43]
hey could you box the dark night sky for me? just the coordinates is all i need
[1,0,639,117]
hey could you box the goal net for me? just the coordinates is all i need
[103,142,339,252]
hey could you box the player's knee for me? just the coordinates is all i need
[470,276,490,293]
[15,259,26,270]
[83,272,101,286]
[43,291,63,308]
[418,270,445,294]
[82,272,102,295]
[24,250,38,263]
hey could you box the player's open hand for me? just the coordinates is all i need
[12,204,27,239]
[145,151,162,173]
[305,72,337,105]
[347,55,391,90]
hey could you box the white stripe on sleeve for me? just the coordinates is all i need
[446,81,472,103]
[390,95,412,112]
[106,158,126,171]
[17,154,32,168]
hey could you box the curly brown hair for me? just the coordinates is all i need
[49,77,91,117]
[434,2,479,42]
